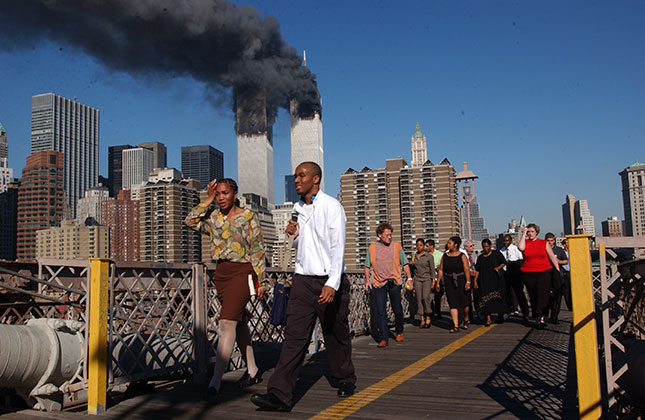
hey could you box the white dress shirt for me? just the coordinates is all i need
[500,243,523,270]
[292,191,346,290]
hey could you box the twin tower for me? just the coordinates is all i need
[236,99,323,206]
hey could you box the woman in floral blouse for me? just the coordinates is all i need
[185,178,267,402]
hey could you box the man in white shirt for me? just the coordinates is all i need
[500,234,529,320]
[251,162,356,412]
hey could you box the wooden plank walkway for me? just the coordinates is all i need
[1,312,578,420]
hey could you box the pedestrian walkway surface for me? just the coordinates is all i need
[0,312,578,420]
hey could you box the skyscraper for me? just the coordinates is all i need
[0,121,7,159]
[76,183,110,224]
[620,162,645,236]
[181,145,224,189]
[601,217,622,237]
[240,193,277,264]
[562,194,576,235]
[410,122,428,167]
[108,144,134,196]
[17,151,65,261]
[461,198,489,242]
[0,181,18,260]
[574,199,595,236]
[399,158,460,256]
[284,174,299,203]
[289,99,324,191]
[0,122,13,193]
[271,202,296,267]
[340,157,459,269]
[101,189,140,261]
[122,147,154,190]
[31,93,99,219]
[236,91,274,205]
[139,141,167,170]
[139,168,201,263]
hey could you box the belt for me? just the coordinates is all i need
[296,273,329,280]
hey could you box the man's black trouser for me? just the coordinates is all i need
[267,273,356,406]
[433,280,444,317]
[549,270,570,321]
[505,262,529,317]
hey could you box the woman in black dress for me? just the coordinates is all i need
[437,236,471,333]
[474,239,507,326]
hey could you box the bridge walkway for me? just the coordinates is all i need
[0,312,577,420]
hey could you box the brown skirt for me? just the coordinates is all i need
[213,260,256,321]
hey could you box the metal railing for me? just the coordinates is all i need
[0,260,91,407]
[1,259,409,413]
[570,236,645,420]
[593,246,645,419]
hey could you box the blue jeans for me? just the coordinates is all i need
[372,279,404,343]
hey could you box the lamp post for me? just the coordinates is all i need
[456,162,478,242]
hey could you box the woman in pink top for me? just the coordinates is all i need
[518,223,560,328]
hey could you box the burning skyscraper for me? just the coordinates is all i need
[236,88,274,205]
[289,98,324,191]
[1,1,324,206]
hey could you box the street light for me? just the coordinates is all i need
[456,161,478,241]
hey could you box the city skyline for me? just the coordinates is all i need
[1,1,644,236]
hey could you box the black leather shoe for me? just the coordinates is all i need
[237,370,263,388]
[250,392,291,412]
[204,386,218,403]
[337,382,356,398]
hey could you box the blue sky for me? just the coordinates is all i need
[1,1,643,236]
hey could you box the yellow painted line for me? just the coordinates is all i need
[310,325,496,420]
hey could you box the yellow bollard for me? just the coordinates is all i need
[567,235,602,420]
[87,258,110,415]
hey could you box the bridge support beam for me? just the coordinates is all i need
[88,258,110,415]
[567,234,602,420]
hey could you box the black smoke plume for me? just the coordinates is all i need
[0,0,322,134]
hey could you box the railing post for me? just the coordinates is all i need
[599,243,615,411]
[567,234,602,420]
[192,263,208,384]
[87,258,110,415]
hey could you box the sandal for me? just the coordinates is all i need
[449,327,460,333]
[419,319,426,329]
[462,320,470,330]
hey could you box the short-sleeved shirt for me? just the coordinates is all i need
[364,242,409,281]
[412,252,435,281]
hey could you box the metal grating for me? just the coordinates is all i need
[109,262,196,385]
